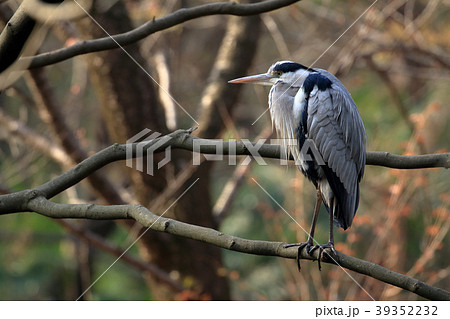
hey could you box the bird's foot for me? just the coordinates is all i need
[309,242,337,271]
[284,241,314,271]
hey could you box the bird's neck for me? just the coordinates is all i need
[269,83,303,162]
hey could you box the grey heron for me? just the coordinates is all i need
[229,61,366,269]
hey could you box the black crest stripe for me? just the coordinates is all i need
[273,62,311,73]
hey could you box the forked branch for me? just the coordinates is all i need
[0,129,448,300]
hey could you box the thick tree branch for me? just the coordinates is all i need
[165,131,450,169]
[0,3,36,72]
[0,129,448,300]
[25,0,300,69]
[1,129,447,211]
[5,195,445,300]
[365,151,449,169]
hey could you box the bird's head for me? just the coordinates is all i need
[228,61,313,87]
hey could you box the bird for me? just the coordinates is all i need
[229,61,366,270]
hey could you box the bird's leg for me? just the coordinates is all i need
[310,197,337,270]
[285,187,322,270]
[305,188,322,251]
[327,199,337,254]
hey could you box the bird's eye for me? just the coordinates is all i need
[272,71,282,77]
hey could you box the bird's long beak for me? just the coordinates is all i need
[228,73,273,86]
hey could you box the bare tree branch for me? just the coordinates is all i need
[25,0,301,69]
[1,128,446,209]
[1,195,444,300]
[0,129,448,300]
[0,3,36,72]
[0,108,73,167]
[365,151,449,169]
[150,130,450,169]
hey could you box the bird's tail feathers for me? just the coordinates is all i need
[321,166,359,230]
[333,184,359,230]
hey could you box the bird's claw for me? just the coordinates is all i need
[285,241,337,271]
[284,241,314,271]
[309,243,336,271]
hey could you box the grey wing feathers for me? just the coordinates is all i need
[306,70,366,228]
[316,70,366,178]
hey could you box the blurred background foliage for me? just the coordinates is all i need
[0,0,448,300]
